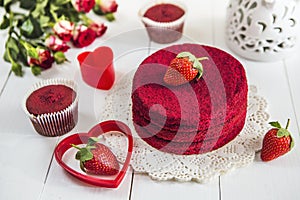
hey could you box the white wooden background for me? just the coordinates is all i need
[1,0,300,199]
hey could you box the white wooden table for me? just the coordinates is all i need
[1,0,300,199]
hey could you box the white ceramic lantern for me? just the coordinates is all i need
[226,0,299,61]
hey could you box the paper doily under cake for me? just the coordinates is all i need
[99,70,269,183]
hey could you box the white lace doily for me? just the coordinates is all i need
[99,70,269,183]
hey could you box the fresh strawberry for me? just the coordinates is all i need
[261,119,294,162]
[72,137,120,175]
[163,52,208,86]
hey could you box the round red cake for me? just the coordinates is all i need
[131,43,248,155]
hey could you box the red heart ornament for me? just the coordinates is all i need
[77,46,115,90]
[54,120,133,188]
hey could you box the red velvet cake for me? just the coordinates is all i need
[140,2,186,43]
[131,43,248,155]
[24,80,78,137]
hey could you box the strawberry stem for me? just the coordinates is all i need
[285,119,290,130]
[71,144,81,150]
[197,57,209,61]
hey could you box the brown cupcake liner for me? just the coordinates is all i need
[23,78,78,137]
[139,0,187,43]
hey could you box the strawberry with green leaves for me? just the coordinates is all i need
[261,119,294,162]
[72,137,120,175]
[163,52,208,86]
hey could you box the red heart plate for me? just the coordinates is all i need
[54,120,133,188]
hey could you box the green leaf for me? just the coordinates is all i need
[5,37,19,62]
[31,66,41,76]
[80,148,94,162]
[20,0,36,10]
[177,52,196,60]
[54,0,70,5]
[4,0,13,7]
[12,63,23,76]
[290,137,295,149]
[87,137,99,146]
[0,0,4,6]
[20,17,34,36]
[39,15,50,28]
[31,0,48,18]
[0,15,9,29]
[18,43,29,66]
[269,121,282,129]
[75,151,81,160]
[3,51,10,62]
[80,161,86,172]
[277,128,291,138]
[20,16,43,39]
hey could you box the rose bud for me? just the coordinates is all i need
[97,0,118,13]
[27,49,54,70]
[53,20,74,42]
[72,24,97,48]
[45,35,70,52]
[54,51,68,64]
[71,0,95,13]
[88,22,107,37]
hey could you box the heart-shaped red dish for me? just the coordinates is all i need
[54,120,133,188]
[77,46,115,90]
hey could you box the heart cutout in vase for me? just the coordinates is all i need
[77,46,115,90]
[54,120,133,188]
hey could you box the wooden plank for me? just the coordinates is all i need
[131,174,220,200]
[130,1,220,199]
[40,1,150,199]
[0,71,58,199]
[212,0,300,199]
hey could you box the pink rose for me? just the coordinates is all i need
[72,0,95,13]
[88,22,107,37]
[53,20,74,42]
[45,35,70,52]
[72,24,97,48]
[27,49,54,70]
[98,0,118,13]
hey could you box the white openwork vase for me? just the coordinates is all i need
[226,0,300,61]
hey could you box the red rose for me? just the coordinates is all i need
[53,20,74,42]
[45,35,70,52]
[72,0,95,13]
[27,49,54,69]
[72,24,97,48]
[97,0,118,13]
[88,22,107,37]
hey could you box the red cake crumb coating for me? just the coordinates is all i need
[131,43,248,155]
[144,3,185,22]
[26,85,76,115]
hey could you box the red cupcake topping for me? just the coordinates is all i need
[26,85,76,115]
[144,3,185,22]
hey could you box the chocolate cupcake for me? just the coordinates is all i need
[139,0,187,44]
[23,79,78,137]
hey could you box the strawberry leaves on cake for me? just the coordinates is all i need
[261,119,294,162]
[71,137,120,175]
[163,52,208,86]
